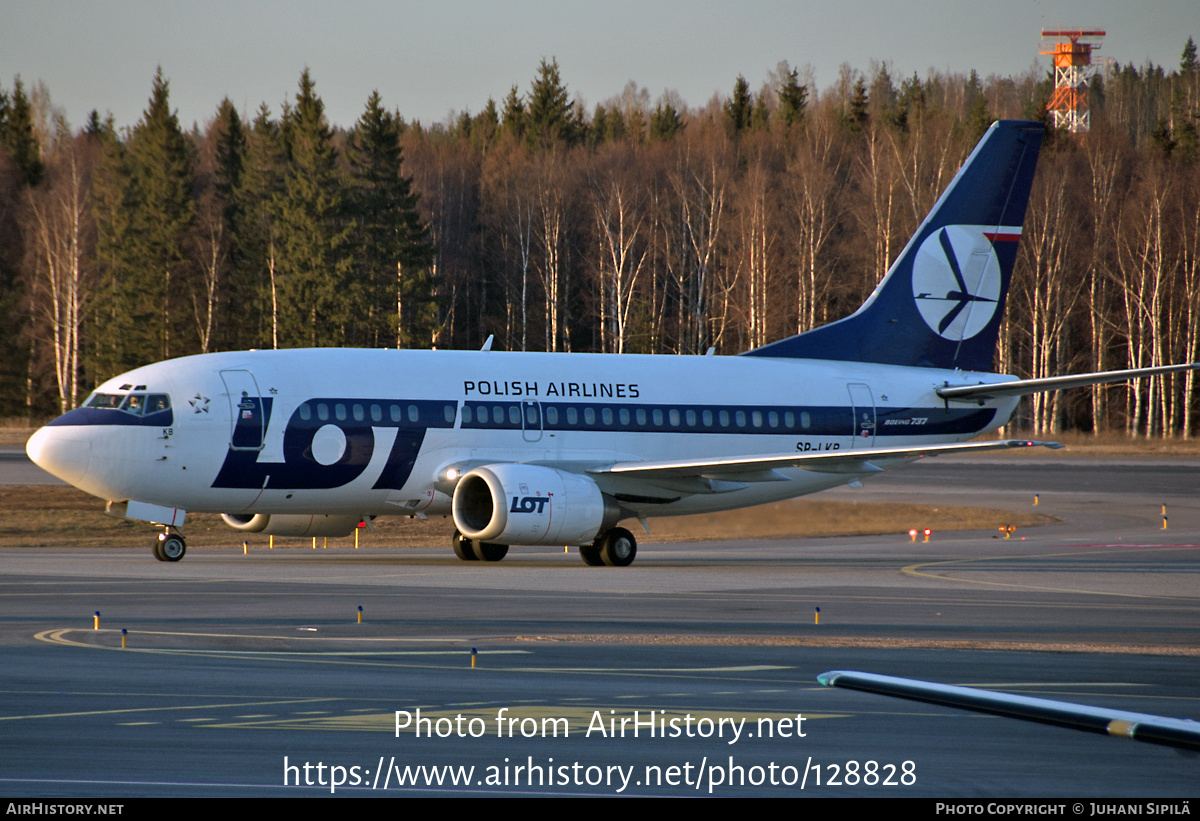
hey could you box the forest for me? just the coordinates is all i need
[0,40,1198,437]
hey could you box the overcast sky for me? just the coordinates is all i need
[2,0,1196,133]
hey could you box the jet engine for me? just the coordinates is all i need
[452,464,620,546]
[220,513,363,537]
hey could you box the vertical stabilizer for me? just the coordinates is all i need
[744,120,1044,371]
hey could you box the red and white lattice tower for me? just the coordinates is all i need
[1040,29,1105,133]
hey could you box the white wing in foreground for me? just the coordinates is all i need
[818,670,1200,752]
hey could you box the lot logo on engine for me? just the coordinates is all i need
[510,496,550,514]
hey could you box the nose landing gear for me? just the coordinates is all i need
[154,531,186,562]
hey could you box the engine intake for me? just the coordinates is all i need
[452,464,619,545]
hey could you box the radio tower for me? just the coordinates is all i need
[1040,28,1105,133]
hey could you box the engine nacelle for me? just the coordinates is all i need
[452,464,619,546]
[220,513,362,537]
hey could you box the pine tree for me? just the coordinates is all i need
[501,85,526,138]
[777,68,808,127]
[845,78,869,132]
[964,70,991,140]
[1183,37,1198,74]
[93,68,195,369]
[750,91,771,130]
[724,75,753,133]
[0,77,43,186]
[236,104,286,349]
[205,98,251,350]
[273,69,354,347]
[347,90,436,347]
[526,58,574,147]
[471,98,499,148]
[649,101,684,141]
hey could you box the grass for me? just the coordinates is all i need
[0,485,1057,549]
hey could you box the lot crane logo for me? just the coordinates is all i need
[911,225,1002,341]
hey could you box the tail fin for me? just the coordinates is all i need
[745,120,1044,372]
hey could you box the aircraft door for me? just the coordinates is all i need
[847,383,876,447]
[219,369,266,452]
[522,401,543,442]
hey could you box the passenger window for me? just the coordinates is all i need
[735,411,747,428]
[318,403,329,421]
[784,411,795,428]
[492,406,503,423]
[477,405,489,424]
[566,407,578,425]
[509,406,520,425]
[546,407,559,425]
[353,404,364,422]
[719,410,730,427]
[653,409,664,426]
[752,411,763,428]
[702,410,713,427]
[462,405,473,424]
[390,405,402,423]
[335,403,347,421]
[445,404,457,424]
[669,409,680,426]
[584,408,596,426]
[768,411,778,428]
[636,409,647,426]
[408,405,420,423]
[685,409,697,426]
[601,408,613,426]
[619,408,630,425]
[299,403,312,421]
[801,412,811,429]
[370,404,382,422]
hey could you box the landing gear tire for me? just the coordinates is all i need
[578,544,604,566]
[596,527,637,567]
[471,542,508,562]
[453,531,479,561]
[156,533,186,562]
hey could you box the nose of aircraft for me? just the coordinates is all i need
[26,424,92,487]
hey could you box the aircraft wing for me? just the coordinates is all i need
[938,363,1200,401]
[587,438,1062,481]
[817,670,1200,753]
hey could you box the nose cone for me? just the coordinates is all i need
[26,425,92,487]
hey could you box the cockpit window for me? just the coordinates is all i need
[86,393,124,409]
[85,392,171,416]
[145,394,170,414]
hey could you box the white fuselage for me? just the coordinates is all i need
[30,347,1018,522]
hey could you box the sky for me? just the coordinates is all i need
[1,0,1197,133]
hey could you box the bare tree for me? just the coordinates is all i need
[589,145,648,353]
[784,116,842,332]
[23,135,94,413]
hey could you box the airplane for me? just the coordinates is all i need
[25,120,1197,567]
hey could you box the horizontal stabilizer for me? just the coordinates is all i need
[938,362,1200,401]
[818,670,1200,752]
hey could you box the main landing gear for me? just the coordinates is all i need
[153,530,186,562]
[452,531,509,562]
[580,527,637,567]
[449,527,637,566]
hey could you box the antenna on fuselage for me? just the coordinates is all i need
[481,335,494,352]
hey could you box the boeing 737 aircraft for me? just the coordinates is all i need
[25,121,1196,566]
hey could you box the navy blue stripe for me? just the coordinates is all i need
[48,407,174,427]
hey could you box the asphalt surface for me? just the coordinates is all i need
[1,449,1198,797]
